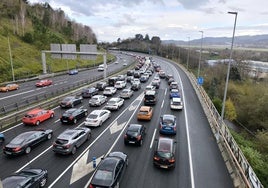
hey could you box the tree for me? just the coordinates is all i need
[225,98,237,121]
[135,34,143,41]
[144,34,150,41]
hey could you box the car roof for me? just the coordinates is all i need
[92,95,104,98]
[90,110,107,115]
[26,108,44,114]
[128,124,142,130]
[57,129,81,139]
[172,97,181,102]
[65,108,78,113]
[162,114,176,120]
[109,97,120,101]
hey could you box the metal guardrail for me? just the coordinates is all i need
[178,63,263,188]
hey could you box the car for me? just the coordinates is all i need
[114,80,126,89]
[35,79,53,87]
[131,82,141,91]
[117,74,127,81]
[168,77,175,85]
[3,129,53,155]
[81,87,99,98]
[0,83,19,92]
[127,70,134,76]
[0,132,5,142]
[153,137,176,169]
[133,71,141,78]
[170,82,179,90]
[96,81,107,91]
[89,95,107,107]
[97,64,105,71]
[53,127,91,155]
[68,69,78,75]
[2,168,48,188]
[140,75,148,83]
[105,97,124,110]
[131,78,140,85]
[153,76,161,83]
[120,88,133,99]
[137,106,153,121]
[126,75,134,82]
[170,97,183,110]
[151,80,160,89]
[166,74,174,81]
[170,89,180,98]
[144,85,156,93]
[123,62,127,66]
[89,151,128,188]
[146,70,153,76]
[60,96,82,108]
[144,90,157,105]
[124,124,146,146]
[103,87,117,96]
[159,70,166,78]
[159,114,177,135]
[84,109,111,127]
[22,108,54,126]
[60,108,88,124]
[108,77,118,86]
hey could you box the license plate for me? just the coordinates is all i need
[63,120,67,122]
[5,151,12,155]
[57,146,63,149]
[160,165,168,169]
[129,141,135,144]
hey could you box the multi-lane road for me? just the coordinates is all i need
[0,53,234,188]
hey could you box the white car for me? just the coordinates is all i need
[114,81,126,89]
[103,87,117,96]
[84,110,111,127]
[131,78,140,85]
[170,97,183,110]
[120,89,134,99]
[97,64,105,71]
[105,97,124,110]
[88,95,107,106]
[144,85,156,93]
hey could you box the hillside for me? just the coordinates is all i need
[0,0,97,83]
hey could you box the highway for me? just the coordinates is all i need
[0,54,234,188]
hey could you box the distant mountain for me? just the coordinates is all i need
[162,34,268,48]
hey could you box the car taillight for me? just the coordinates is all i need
[154,156,160,161]
[124,135,127,139]
[169,158,175,163]
[89,184,94,188]
[69,116,73,120]
[64,144,71,149]
[13,147,21,152]
[137,135,141,140]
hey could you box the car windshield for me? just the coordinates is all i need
[88,114,98,119]
[55,139,68,145]
[145,95,154,100]
[107,101,116,105]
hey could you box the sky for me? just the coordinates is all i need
[28,0,268,43]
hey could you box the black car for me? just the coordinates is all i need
[2,168,48,188]
[96,81,107,91]
[108,77,118,86]
[60,108,88,124]
[153,137,176,169]
[90,151,128,188]
[3,129,53,156]
[81,87,99,98]
[60,96,82,108]
[124,124,146,146]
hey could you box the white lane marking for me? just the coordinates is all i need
[70,151,104,184]
[2,123,23,133]
[177,67,195,188]
[0,90,35,100]
[150,129,157,149]
[110,121,126,134]
[22,91,46,99]
[49,92,143,188]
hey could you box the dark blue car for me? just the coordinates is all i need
[0,132,4,142]
[170,89,180,98]
[159,114,177,135]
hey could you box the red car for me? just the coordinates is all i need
[35,79,53,87]
[22,108,54,126]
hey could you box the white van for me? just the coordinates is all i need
[97,64,105,71]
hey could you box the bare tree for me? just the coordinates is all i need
[20,0,26,36]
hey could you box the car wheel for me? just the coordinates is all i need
[39,177,47,187]
[71,146,77,155]
[36,120,40,126]
[25,146,31,154]
[99,121,103,127]
[73,119,77,124]
[50,113,54,118]
[0,137,4,142]
[139,139,143,146]
[47,133,52,140]
[86,133,91,140]
[85,111,88,116]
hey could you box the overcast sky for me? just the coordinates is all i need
[28,0,268,43]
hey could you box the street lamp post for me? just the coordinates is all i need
[197,31,203,79]
[219,11,238,138]
[186,37,190,70]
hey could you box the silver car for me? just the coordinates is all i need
[120,89,133,99]
[89,95,107,107]
[105,97,124,110]
[52,127,91,155]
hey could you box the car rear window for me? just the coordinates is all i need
[24,114,36,118]
[139,110,148,114]
[94,170,113,182]
[55,139,68,145]
[88,114,98,119]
